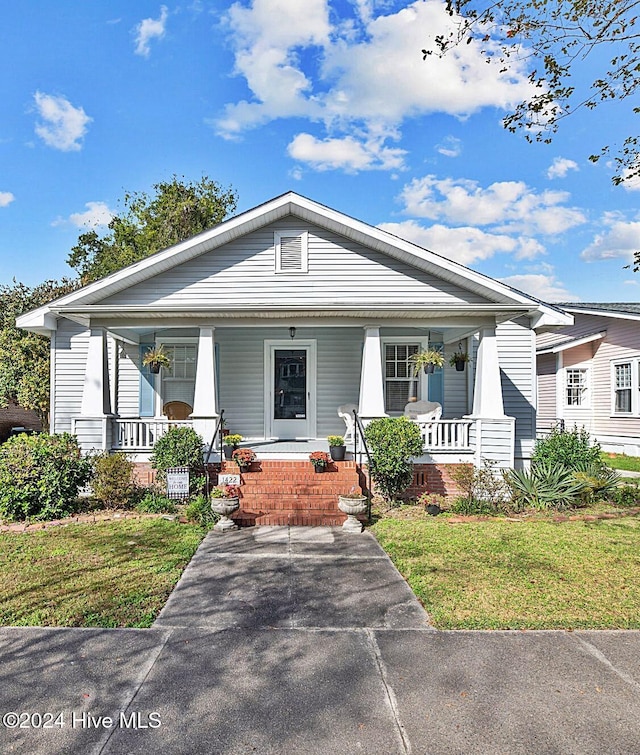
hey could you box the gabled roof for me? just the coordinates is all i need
[537,330,607,355]
[18,192,572,333]
[557,302,640,320]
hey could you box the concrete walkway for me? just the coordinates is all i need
[0,526,639,754]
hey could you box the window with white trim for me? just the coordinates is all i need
[275,231,308,273]
[161,344,197,407]
[614,361,633,414]
[384,343,420,413]
[565,368,588,406]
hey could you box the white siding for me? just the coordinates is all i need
[497,319,536,462]
[100,220,492,308]
[117,342,143,417]
[53,319,89,435]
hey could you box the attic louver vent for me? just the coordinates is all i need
[280,236,302,270]
[275,231,308,273]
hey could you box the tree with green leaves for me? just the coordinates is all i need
[67,175,238,283]
[0,279,80,429]
[423,1,639,185]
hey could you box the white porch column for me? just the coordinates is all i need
[81,327,112,417]
[191,327,218,442]
[358,325,387,420]
[469,325,506,418]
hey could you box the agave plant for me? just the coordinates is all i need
[504,461,587,511]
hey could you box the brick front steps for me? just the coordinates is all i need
[219,459,364,527]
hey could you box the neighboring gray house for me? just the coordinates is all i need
[537,303,640,455]
[18,192,570,478]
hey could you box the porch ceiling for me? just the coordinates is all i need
[52,303,536,328]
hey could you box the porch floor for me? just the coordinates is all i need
[230,439,356,460]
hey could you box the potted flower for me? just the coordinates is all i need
[338,489,367,532]
[328,435,346,461]
[142,345,172,374]
[211,484,241,532]
[223,433,243,460]
[409,349,445,375]
[449,349,470,372]
[309,450,330,473]
[232,447,256,471]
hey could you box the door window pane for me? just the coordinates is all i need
[274,350,306,419]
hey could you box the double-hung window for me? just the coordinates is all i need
[161,343,197,407]
[565,368,588,407]
[613,361,633,414]
[384,343,420,413]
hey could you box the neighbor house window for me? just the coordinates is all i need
[614,362,633,414]
[565,368,588,406]
[384,343,420,413]
[275,231,308,273]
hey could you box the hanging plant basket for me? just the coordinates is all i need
[424,363,435,374]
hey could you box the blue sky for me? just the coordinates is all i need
[1,0,638,302]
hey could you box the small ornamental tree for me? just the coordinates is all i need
[364,416,424,502]
[150,426,205,495]
[0,433,92,521]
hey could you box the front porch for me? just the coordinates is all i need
[72,320,519,472]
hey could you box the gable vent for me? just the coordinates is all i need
[275,231,308,273]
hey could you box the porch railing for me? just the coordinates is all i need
[416,419,473,451]
[113,419,193,451]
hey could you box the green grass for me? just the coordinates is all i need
[602,452,640,472]
[0,519,205,628]
[372,515,640,630]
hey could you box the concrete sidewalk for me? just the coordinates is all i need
[0,527,639,754]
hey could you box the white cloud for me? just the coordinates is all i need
[71,201,114,228]
[288,131,406,172]
[214,0,535,169]
[498,273,579,302]
[0,191,15,207]
[436,135,462,158]
[134,5,168,57]
[398,175,586,235]
[52,201,114,229]
[546,157,579,179]
[378,220,545,265]
[33,92,92,152]
[581,216,640,262]
[620,161,640,192]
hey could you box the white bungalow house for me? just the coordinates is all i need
[18,193,570,520]
[537,303,640,455]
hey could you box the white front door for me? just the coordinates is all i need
[266,341,316,439]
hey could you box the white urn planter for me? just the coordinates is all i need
[212,497,240,532]
[338,494,367,533]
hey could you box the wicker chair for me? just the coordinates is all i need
[162,401,192,420]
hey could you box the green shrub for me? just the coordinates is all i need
[504,461,586,511]
[185,494,219,528]
[150,427,204,495]
[91,452,138,509]
[135,491,177,514]
[532,426,601,470]
[571,459,621,505]
[364,416,424,502]
[0,433,92,521]
[611,483,640,507]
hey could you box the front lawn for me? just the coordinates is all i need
[602,452,640,473]
[372,513,640,630]
[0,518,205,628]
